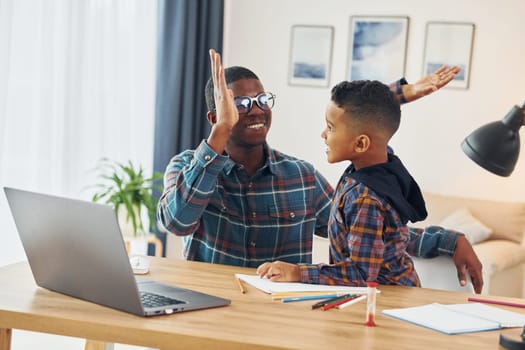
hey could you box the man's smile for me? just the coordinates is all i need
[246,122,266,130]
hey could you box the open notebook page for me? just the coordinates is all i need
[383,303,525,334]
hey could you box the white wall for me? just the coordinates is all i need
[223,0,525,202]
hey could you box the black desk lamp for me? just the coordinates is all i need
[461,102,525,177]
[461,102,525,349]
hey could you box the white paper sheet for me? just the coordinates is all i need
[235,273,375,294]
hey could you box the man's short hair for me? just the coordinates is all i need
[205,66,259,112]
[330,80,401,137]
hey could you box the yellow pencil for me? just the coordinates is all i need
[236,277,246,294]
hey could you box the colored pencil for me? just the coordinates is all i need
[271,291,360,297]
[467,296,525,309]
[322,296,358,311]
[337,295,367,309]
[281,294,339,303]
[312,294,354,310]
[236,277,246,294]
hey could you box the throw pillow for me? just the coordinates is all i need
[439,207,493,244]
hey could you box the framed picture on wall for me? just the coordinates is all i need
[422,22,475,89]
[347,16,409,83]
[288,25,334,87]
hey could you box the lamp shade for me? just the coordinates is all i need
[461,104,524,177]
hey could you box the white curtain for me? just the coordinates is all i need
[0,0,158,266]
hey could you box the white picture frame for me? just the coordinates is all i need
[347,16,409,83]
[422,22,475,89]
[288,25,334,87]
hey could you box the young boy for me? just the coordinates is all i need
[257,80,426,287]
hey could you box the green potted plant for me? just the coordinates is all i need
[91,158,163,238]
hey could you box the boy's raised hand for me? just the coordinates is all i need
[402,65,461,103]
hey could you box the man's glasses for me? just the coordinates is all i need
[234,92,276,114]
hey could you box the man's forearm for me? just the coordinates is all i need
[157,141,228,235]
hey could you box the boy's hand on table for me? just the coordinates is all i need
[453,235,484,294]
[256,261,301,282]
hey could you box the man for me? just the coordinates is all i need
[157,49,483,293]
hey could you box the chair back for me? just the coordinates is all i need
[413,255,475,293]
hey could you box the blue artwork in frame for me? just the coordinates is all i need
[423,22,475,89]
[347,16,409,83]
[288,25,334,87]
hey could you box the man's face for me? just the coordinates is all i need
[227,78,272,148]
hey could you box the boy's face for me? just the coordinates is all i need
[226,78,272,148]
[321,101,361,164]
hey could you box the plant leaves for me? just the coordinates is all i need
[89,158,164,236]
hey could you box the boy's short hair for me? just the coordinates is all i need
[205,66,259,112]
[330,80,401,138]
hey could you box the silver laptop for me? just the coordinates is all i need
[4,187,230,317]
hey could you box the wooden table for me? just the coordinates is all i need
[0,258,523,350]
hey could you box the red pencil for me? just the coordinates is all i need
[322,296,357,311]
[467,296,525,309]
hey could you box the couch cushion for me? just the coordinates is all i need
[473,240,525,275]
[416,192,525,244]
[439,208,492,244]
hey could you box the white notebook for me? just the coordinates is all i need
[382,302,525,334]
[235,273,376,295]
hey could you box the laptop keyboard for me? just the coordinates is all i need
[140,291,185,308]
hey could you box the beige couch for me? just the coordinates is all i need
[413,192,525,298]
[313,192,525,297]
